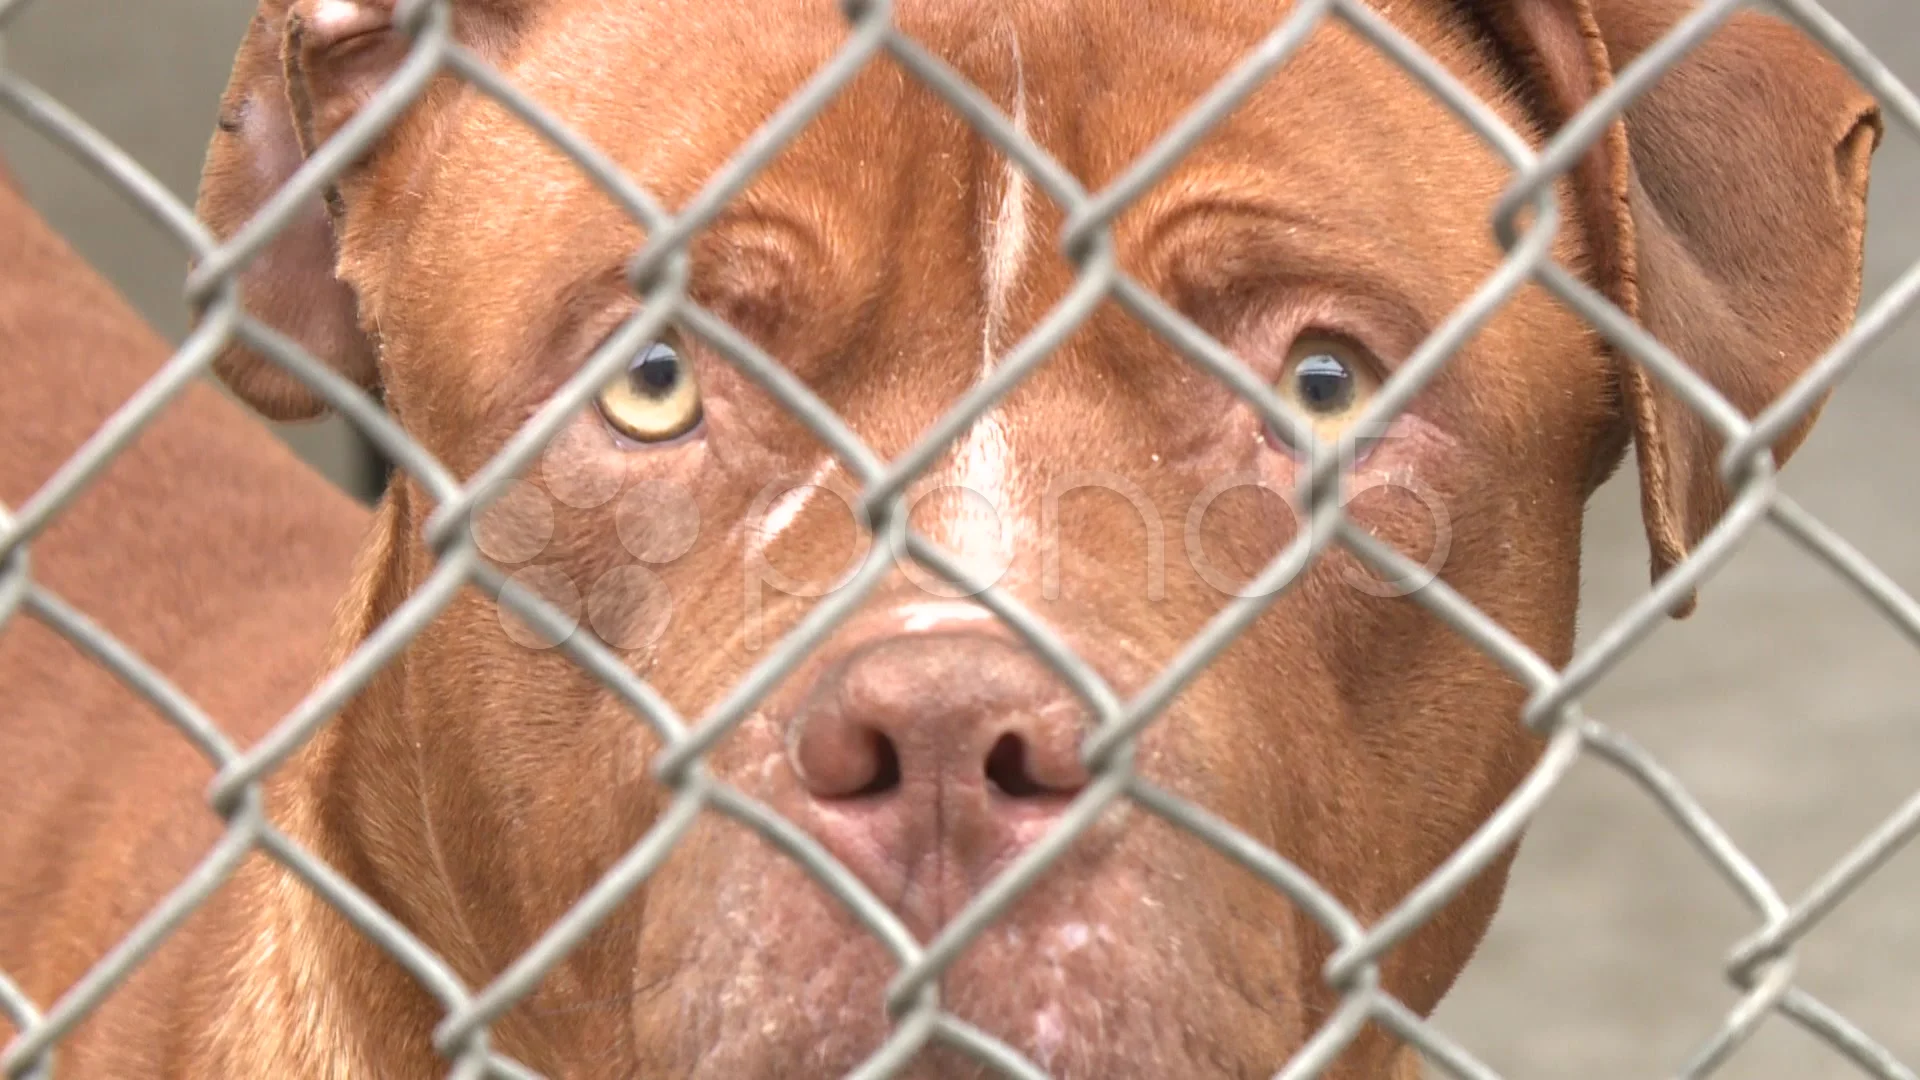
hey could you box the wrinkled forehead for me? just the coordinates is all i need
[393,0,1531,371]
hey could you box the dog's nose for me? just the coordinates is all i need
[786,632,1090,920]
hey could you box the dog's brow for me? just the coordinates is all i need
[684,207,829,321]
[706,198,829,259]
[1134,180,1331,253]
[1132,186,1432,355]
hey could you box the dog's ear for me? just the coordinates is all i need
[196,0,408,422]
[1470,0,1881,616]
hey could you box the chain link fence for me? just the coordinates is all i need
[2,0,1917,1076]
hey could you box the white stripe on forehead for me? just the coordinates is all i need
[936,28,1031,571]
[979,30,1032,374]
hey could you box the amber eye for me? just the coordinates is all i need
[1275,334,1380,442]
[595,340,703,443]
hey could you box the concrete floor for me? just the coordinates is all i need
[2,1,1915,1076]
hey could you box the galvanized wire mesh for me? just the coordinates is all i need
[2,0,1918,1076]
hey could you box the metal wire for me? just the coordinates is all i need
[2,0,1916,1076]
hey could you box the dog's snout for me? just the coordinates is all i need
[785,631,1090,923]
[789,633,1088,802]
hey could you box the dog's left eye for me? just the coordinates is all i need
[1275,334,1380,442]
[595,340,703,444]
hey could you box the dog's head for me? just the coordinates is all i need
[198,0,1877,1074]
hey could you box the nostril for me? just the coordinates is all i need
[984,732,1050,799]
[851,730,901,798]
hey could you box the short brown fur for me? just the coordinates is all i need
[0,161,367,1070]
[1,0,1878,1076]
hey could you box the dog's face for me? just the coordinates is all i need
[199,0,1877,1075]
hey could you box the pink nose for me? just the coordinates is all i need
[785,632,1090,925]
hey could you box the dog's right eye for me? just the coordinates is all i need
[594,340,704,444]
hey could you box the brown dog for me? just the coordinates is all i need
[2,0,1880,1076]
[0,159,366,1067]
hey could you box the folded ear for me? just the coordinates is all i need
[1469,0,1881,616]
[196,1,401,421]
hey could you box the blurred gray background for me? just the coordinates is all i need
[1,1,1913,1076]
[0,0,387,499]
